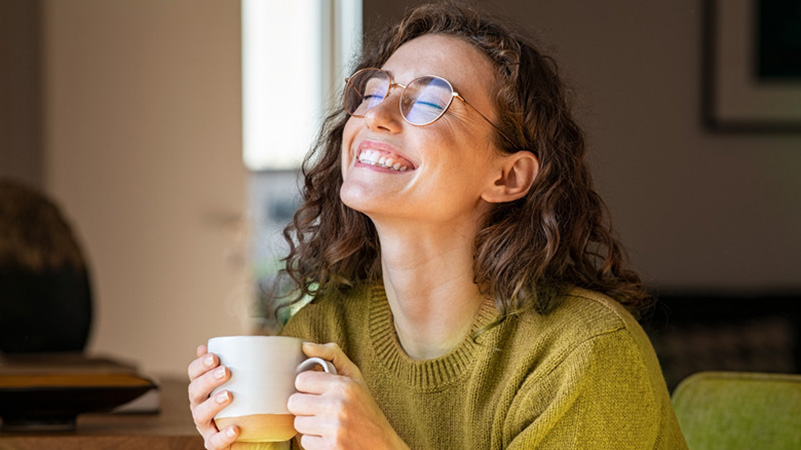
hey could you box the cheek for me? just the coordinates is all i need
[340,142,349,179]
[341,119,359,176]
[342,117,359,147]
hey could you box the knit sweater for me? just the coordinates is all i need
[281,284,688,449]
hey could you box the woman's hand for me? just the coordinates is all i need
[187,344,239,449]
[288,342,410,450]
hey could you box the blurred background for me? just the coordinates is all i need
[1,0,799,383]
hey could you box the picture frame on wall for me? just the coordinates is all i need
[704,0,801,131]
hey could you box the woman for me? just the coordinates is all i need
[188,3,687,449]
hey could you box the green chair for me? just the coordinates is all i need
[671,371,801,450]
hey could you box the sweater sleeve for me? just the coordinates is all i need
[505,328,687,449]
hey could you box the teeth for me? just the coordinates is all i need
[357,149,410,172]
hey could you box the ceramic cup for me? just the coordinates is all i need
[208,336,336,442]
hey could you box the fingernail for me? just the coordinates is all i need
[226,426,237,438]
[215,391,230,404]
[204,354,214,366]
[214,366,226,379]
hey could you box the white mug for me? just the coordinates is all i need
[208,335,336,443]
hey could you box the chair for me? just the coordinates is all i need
[671,371,801,450]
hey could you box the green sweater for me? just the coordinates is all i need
[281,284,688,449]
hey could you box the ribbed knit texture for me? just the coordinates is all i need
[282,284,688,449]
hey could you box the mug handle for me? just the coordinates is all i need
[296,357,337,375]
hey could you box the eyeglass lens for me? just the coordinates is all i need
[344,69,455,126]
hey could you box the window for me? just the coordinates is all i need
[242,0,362,170]
[242,1,362,330]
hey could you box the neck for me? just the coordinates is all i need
[375,220,487,360]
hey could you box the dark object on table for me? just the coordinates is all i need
[0,353,157,431]
[0,179,93,353]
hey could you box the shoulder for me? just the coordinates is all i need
[520,286,641,342]
[501,288,685,447]
[280,283,372,341]
[505,286,659,383]
[559,286,657,357]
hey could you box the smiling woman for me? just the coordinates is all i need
[189,3,689,449]
[340,35,527,234]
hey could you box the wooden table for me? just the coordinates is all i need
[0,377,204,450]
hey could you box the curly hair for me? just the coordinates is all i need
[279,2,649,318]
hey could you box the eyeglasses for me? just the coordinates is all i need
[343,68,515,146]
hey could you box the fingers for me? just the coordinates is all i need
[188,363,236,448]
[205,425,239,449]
[299,432,328,450]
[293,370,345,396]
[288,391,320,417]
[294,410,340,449]
[189,364,229,406]
[187,344,239,450]
[290,372,359,413]
[301,342,362,381]
[188,350,217,381]
[193,389,233,429]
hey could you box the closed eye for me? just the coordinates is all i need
[413,100,444,110]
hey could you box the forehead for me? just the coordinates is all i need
[381,34,497,98]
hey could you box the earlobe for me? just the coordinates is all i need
[481,152,539,203]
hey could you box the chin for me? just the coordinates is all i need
[339,183,373,214]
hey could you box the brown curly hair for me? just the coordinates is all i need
[279,2,648,318]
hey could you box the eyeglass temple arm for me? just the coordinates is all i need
[454,93,517,147]
[344,78,364,101]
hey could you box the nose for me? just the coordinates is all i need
[362,85,404,134]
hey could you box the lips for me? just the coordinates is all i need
[355,141,416,172]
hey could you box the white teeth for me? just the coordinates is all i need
[357,149,410,172]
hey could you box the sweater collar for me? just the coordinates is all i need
[367,283,501,390]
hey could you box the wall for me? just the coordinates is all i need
[363,0,801,291]
[42,0,248,375]
[0,0,42,187]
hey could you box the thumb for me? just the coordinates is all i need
[302,342,363,381]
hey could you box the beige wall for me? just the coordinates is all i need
[364,0,801,291]
[42,0,248,376]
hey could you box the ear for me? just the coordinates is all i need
[481,151,539,204]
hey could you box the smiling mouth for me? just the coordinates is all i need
[357,149,413,172]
